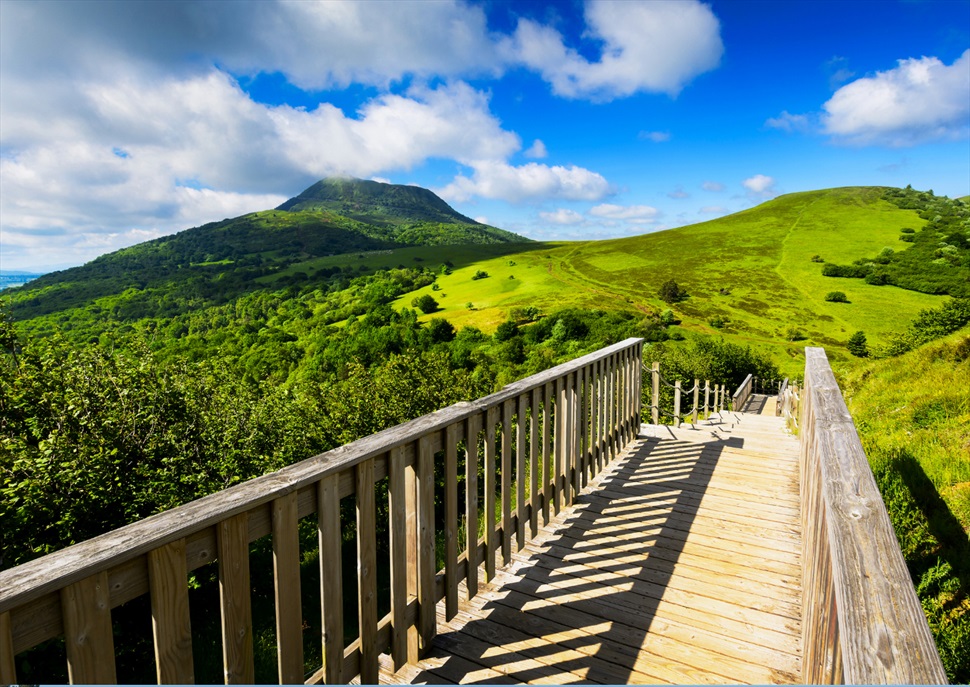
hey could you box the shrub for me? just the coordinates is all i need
[494,319,519,342]
[810,254,825,263]
[786,327,806,342]
[411,294,439,313]
[847,331,868,357]
[659,280,686,304]
[471,270,489,280]
[708,316,727,329]
[825,291,849,303]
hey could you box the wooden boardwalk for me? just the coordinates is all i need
[380,411,802,685]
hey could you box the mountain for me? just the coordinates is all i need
[277,177,480,225]
[5,178,528,319]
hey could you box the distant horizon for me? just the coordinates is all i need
[2,0,968,272]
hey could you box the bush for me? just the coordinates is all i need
[825,291,849,303]
[847,331,868,357]
[659,280,686,304]
[471,270,489,280]
[811,254,825,263]
[786,327,806,342]
[410,294,439,314]
[494,319,519,342]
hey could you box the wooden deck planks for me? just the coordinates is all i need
[382,412,803,685]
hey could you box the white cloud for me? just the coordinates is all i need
[502,0,723,100]
[667,187,690,199]
[822,51,970,146]
[639,130,671,142]
[699,205,729,214]
[539,209,586,225]
[742,174,778,200]
[702,181,725,192]
[438,161,611,204]
[524,139,548,158]
[370,176,392,184]
[589,203,659,220]
[765,110,811,132]
[473,216,489,225]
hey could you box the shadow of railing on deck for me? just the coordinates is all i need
[403,430,800,684]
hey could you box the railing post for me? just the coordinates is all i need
[0,612,15,685]
[416,436,436,654]
[651,362,660,425]
[356,458,378,684]
[318,476,343,682]
[271,495,302,686]
[515,394,527,552]
[62,571,117,684]
[704,380,710,417]
[148,539,195,685]
[673,380,682,428]
[388,446,408,670]
[445,424,461,618]
[692,379,699,424]
[464,414,481,599]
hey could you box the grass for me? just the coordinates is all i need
[361,187,943,376]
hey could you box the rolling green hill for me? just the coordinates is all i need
[5,178,526,320]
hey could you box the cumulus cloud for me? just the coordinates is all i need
[822,51,970,146]
[639,130,671,142]
[524,139,548,158]
[742,174,778,199]
[539,209,586,225]
[702,181,725,192]
[765,110,812,132]
[438,161,611,204]
[667,187,690,199]
[502,0,723,100]
[589,204,659,220]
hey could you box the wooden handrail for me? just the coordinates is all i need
[0,337,644,685]
[799,347,946,684]
[731,373,753,411]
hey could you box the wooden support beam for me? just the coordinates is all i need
[218,513,254,685]
[444,423,460,618]
[148,539,194,685]
[62,571,116,684]
[464,414,481,599]
[484,406,498,581]
[318,475,343,684]
[387,446,408,671]
[356,459,378,685]
[529,387,540,539]
[416,435,436,654]
[272,494,303,686]
[0,611,15,685]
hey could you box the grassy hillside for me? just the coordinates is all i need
[840,329,970,679]
[392,187,944,375]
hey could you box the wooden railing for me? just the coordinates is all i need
[645,362,727,426]
[0,338,644,685]
[731,373,754,411]
[799,347,946,684]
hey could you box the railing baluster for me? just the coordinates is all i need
[444,423,460,618]
[388,446,408,670]
[61,571,117,684]
[271,494,303,686]
[318,475,343,684]
[553,377,564,515]
[515,394,527,552]
[606,354,615,457]
[501,400,513,565]
[590,359,600,475]
[542,382,552,525]
[484,406,498,580]
[0,611,15,684]
[148,539,194,685]
[405,445,419,663]
[356,458,378,684]
[652,361,660,425]
[416,435,436,653]
[563,372,575,507]
[529,387,540,540]
[217,513,254,685]
[577,365,587,491]
[465,414,481,598]
[674,380,682,428]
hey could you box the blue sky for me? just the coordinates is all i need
[1,0,968,271]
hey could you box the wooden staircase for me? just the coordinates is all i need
[381,410,803,684]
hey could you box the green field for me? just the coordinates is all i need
[375,187,942,375]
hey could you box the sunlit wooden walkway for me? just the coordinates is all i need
[380,410,802,684]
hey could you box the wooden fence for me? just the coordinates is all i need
[731,373,754,412]
[798,347,946,684]
[0,338,644,685]
[645,362,727,427]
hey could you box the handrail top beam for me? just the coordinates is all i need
[0,337,643,613]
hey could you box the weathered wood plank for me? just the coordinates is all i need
[444,423,460,619]
[62,571,116,684]
[501,400,513,566]
[416,435,437,654]
[484,406,498,582]
[542,382,552,526]
[801,347,946,684]
[388,446,408,671]
[405,447,420,664]
[318,474,343,684]
[218,513,254,685]
[464,414,481,600]
[271,494,303,685]
[0,611,15,684]
[529,387,540,540]
[148,539,194,685]
[356,458,379,685]
[553,376,564,516]
[515,393,527,552]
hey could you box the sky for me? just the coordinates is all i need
[1,0,968,273]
